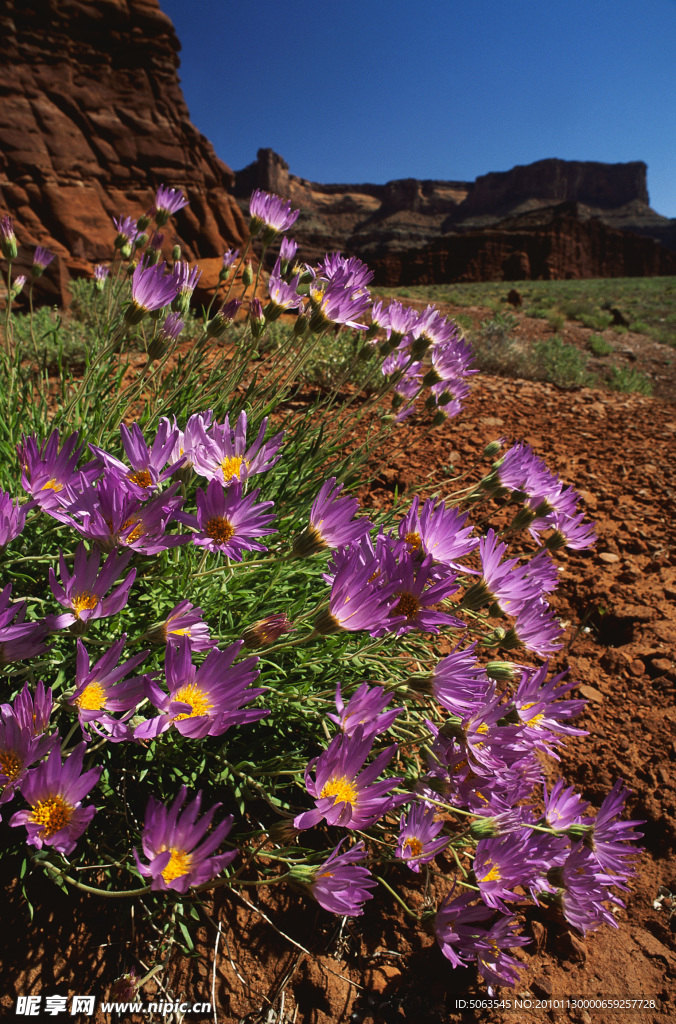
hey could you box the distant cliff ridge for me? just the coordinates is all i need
[234,150,676,283]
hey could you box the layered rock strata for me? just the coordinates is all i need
[0,0,247,304]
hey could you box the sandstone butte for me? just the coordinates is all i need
[0,0,248,305]
[1,0,675,303]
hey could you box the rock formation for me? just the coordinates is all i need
[235,150,676,283]
[0,0,247,304]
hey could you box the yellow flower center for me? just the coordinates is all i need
[393,591,419,620]
[403,836,425,857]
[173,682,214,720]
[480,862,502,883]
[161,846,193,883]
[121,517,145,543]
[71,590,99,617]
[0,749,23,782]
[168,626,192,636]
[320,775,358,805]
[41,478,63,492]
[205,516,235,544]
[220,456,246,482]
[521,701,545,728]
[128,469,153,488]
[75,681,107,711]
[30,795,74,837]
[404,531,422,550]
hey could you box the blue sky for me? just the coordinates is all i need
[158,0,676,218]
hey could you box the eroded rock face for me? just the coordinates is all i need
[235,149,676,282]
[0,0,247,303]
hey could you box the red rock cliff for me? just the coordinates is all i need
[0,0,247,301]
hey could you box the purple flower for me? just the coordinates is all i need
[397,496,478,572]
[315,548,403,636]
[48,543,136,630]
[507,599,564,657]
[249,189,299,244]
[153,185,189,226]
[586,780,644,877]
[327,682,402,740]
[435,892,530,988]
[0,490,27,548]
[31,246,55,278]
[190,479,276,561]
[0,216,18,260]
[135,636,266,740]
[544,778,591,832]
[66,476,190,555]
[134,786,236,893]
[555,843,624,934]
[379,553,463,637]
[512,663,587,755]
[69,637,149,742]
[475,914,531,990]
[127,261,179,323]
[192,411,284,487]
[147,600,215,652]
[430,641,491,717]
[461,529,541,615]
[2,680,53,737]
[0,713,56,810]
[474,831,539,911]
[266,274,302,319]
[94,264,110,284]
[396,803,449,871]
[222,248,239,270]
[293,477,372,557]
[18,430,99,515]
[10,742,101,855]
[112,215,138,246]
[307,276,371,333]
[90,420,181,493]
[294,726,403,831]
[305,840,377,915]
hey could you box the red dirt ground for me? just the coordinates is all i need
[2,348,675,1024]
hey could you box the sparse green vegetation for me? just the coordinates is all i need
[588,334,614,356]
[531,335,596,389]
[380,277,676,347]
[605,365,653,395]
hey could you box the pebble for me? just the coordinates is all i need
[598,552,620,564]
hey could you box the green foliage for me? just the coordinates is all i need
[531,335,596,388]
[382,276,676,347]
[605,365,653,395]
[587,333,614,356]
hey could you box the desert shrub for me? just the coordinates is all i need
[606,365,653,395]
[588,333,614,356]
[531,335,596,388]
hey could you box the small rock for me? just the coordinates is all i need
[590,402,606,416]
[530,920,546,951]
[563,930,587,962]
[649,657,673,675]
[577,684,604,703]
[628,660,646,678]
[531,976,553,999]
[363,965,402,995]
[580,1012,592,1024]
[599,552,620,564]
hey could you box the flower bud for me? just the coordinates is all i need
[242,260,254,288]
[293,311,310,339]
[485,660,518,681]
[241,613,293,650]
[135,232,149,250]
[137,213,152,232]
[10,274,26,299]
[206,298,242,339]
[121,242,133,259]
[0,217,18,261]
[483,439,503,458]
[249,297,265,339]
[172,244,182,262]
